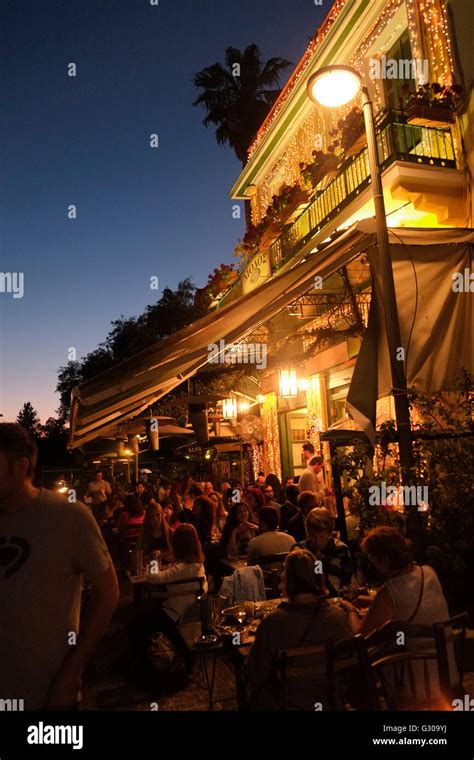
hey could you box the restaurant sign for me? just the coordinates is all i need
[242,250,271,294]
[185,445,218,460]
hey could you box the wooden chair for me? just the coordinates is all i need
[356,618,463,710]
[361,650,444,710]
[327,636,366,710]
[257,553,289,599]
[274,644,327,710]
[434,612,469,699]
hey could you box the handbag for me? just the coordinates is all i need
[149,632,177,672]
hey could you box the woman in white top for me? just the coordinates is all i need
[148,523,207,622]
[341,526,454,706]
[341,526,450,635]
[128,524,207,675]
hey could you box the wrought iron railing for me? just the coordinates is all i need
[270,111,457,272]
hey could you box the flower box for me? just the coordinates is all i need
[406,105,454,129]
[307,155,340,189]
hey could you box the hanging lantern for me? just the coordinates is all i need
[222,397,237,419]
[116,439,126,456]
[279,369,298,398]
[146,418,159,450]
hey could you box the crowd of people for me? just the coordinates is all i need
[0,425,457,711]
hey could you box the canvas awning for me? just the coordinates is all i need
[69,221,474,449]
[68,232,362,448]
[346,225,474,444]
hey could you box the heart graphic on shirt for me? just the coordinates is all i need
[0,536,30,578]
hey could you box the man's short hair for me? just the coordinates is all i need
[297,490,321,514]
[309,456,323,466]
[0,423,38,478]
[285,484,300,505]
[188,483,204,498]
[302,443,315,454]
[259,506,279,531]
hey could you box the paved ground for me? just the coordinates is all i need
[80,576,238,712]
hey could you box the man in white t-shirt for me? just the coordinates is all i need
[0,424,119,710]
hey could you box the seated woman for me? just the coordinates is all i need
[128,524,207,675]
[139,501,173,561]
[246,548,352,710]
[221,502,259,559]
[340,526,457,708]
[296,507,354,595]
[116,495,146,542]
[341,526,452,637]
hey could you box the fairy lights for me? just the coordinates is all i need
[417,0,454,85]
[261,392,282,479]
[306,376,323,455]
[248,0,348,157]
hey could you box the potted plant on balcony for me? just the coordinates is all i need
[205,263,238,301]
[300,147,340,193]
[400,82,463,129]
[331,107,366,158]
[266,181,309,227]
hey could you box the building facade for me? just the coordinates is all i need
[221,0,472,482]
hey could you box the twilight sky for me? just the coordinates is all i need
[1,0,326,422]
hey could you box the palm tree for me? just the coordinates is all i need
[193,44,292,166]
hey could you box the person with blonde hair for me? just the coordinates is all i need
[246,549,352,710]
[138,501,172,560]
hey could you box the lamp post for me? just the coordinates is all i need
[307,65,415,487]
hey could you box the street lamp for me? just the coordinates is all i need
[307,65,415,487]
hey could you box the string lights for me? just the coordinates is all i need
[261,393,282,479]
[305,376,323,455]
[248,0,347,157]
[250,0,456,224]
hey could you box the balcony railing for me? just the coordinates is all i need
[270,111,457,272]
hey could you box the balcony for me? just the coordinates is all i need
[269,110,458,273]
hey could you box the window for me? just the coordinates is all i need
[383,30,417,111]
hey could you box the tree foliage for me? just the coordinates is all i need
[56,278,206,419]
[16,402,42,439]
[193,44,292,165]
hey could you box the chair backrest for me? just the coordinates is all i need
[326,636,365,710]
[433,612,469,696]
[274,645,327,710]
[258,553,289,600]
[356,617,465,710]
[367,650,443,710]
[147,576,204,599]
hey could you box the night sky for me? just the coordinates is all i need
[1,0,326,422]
